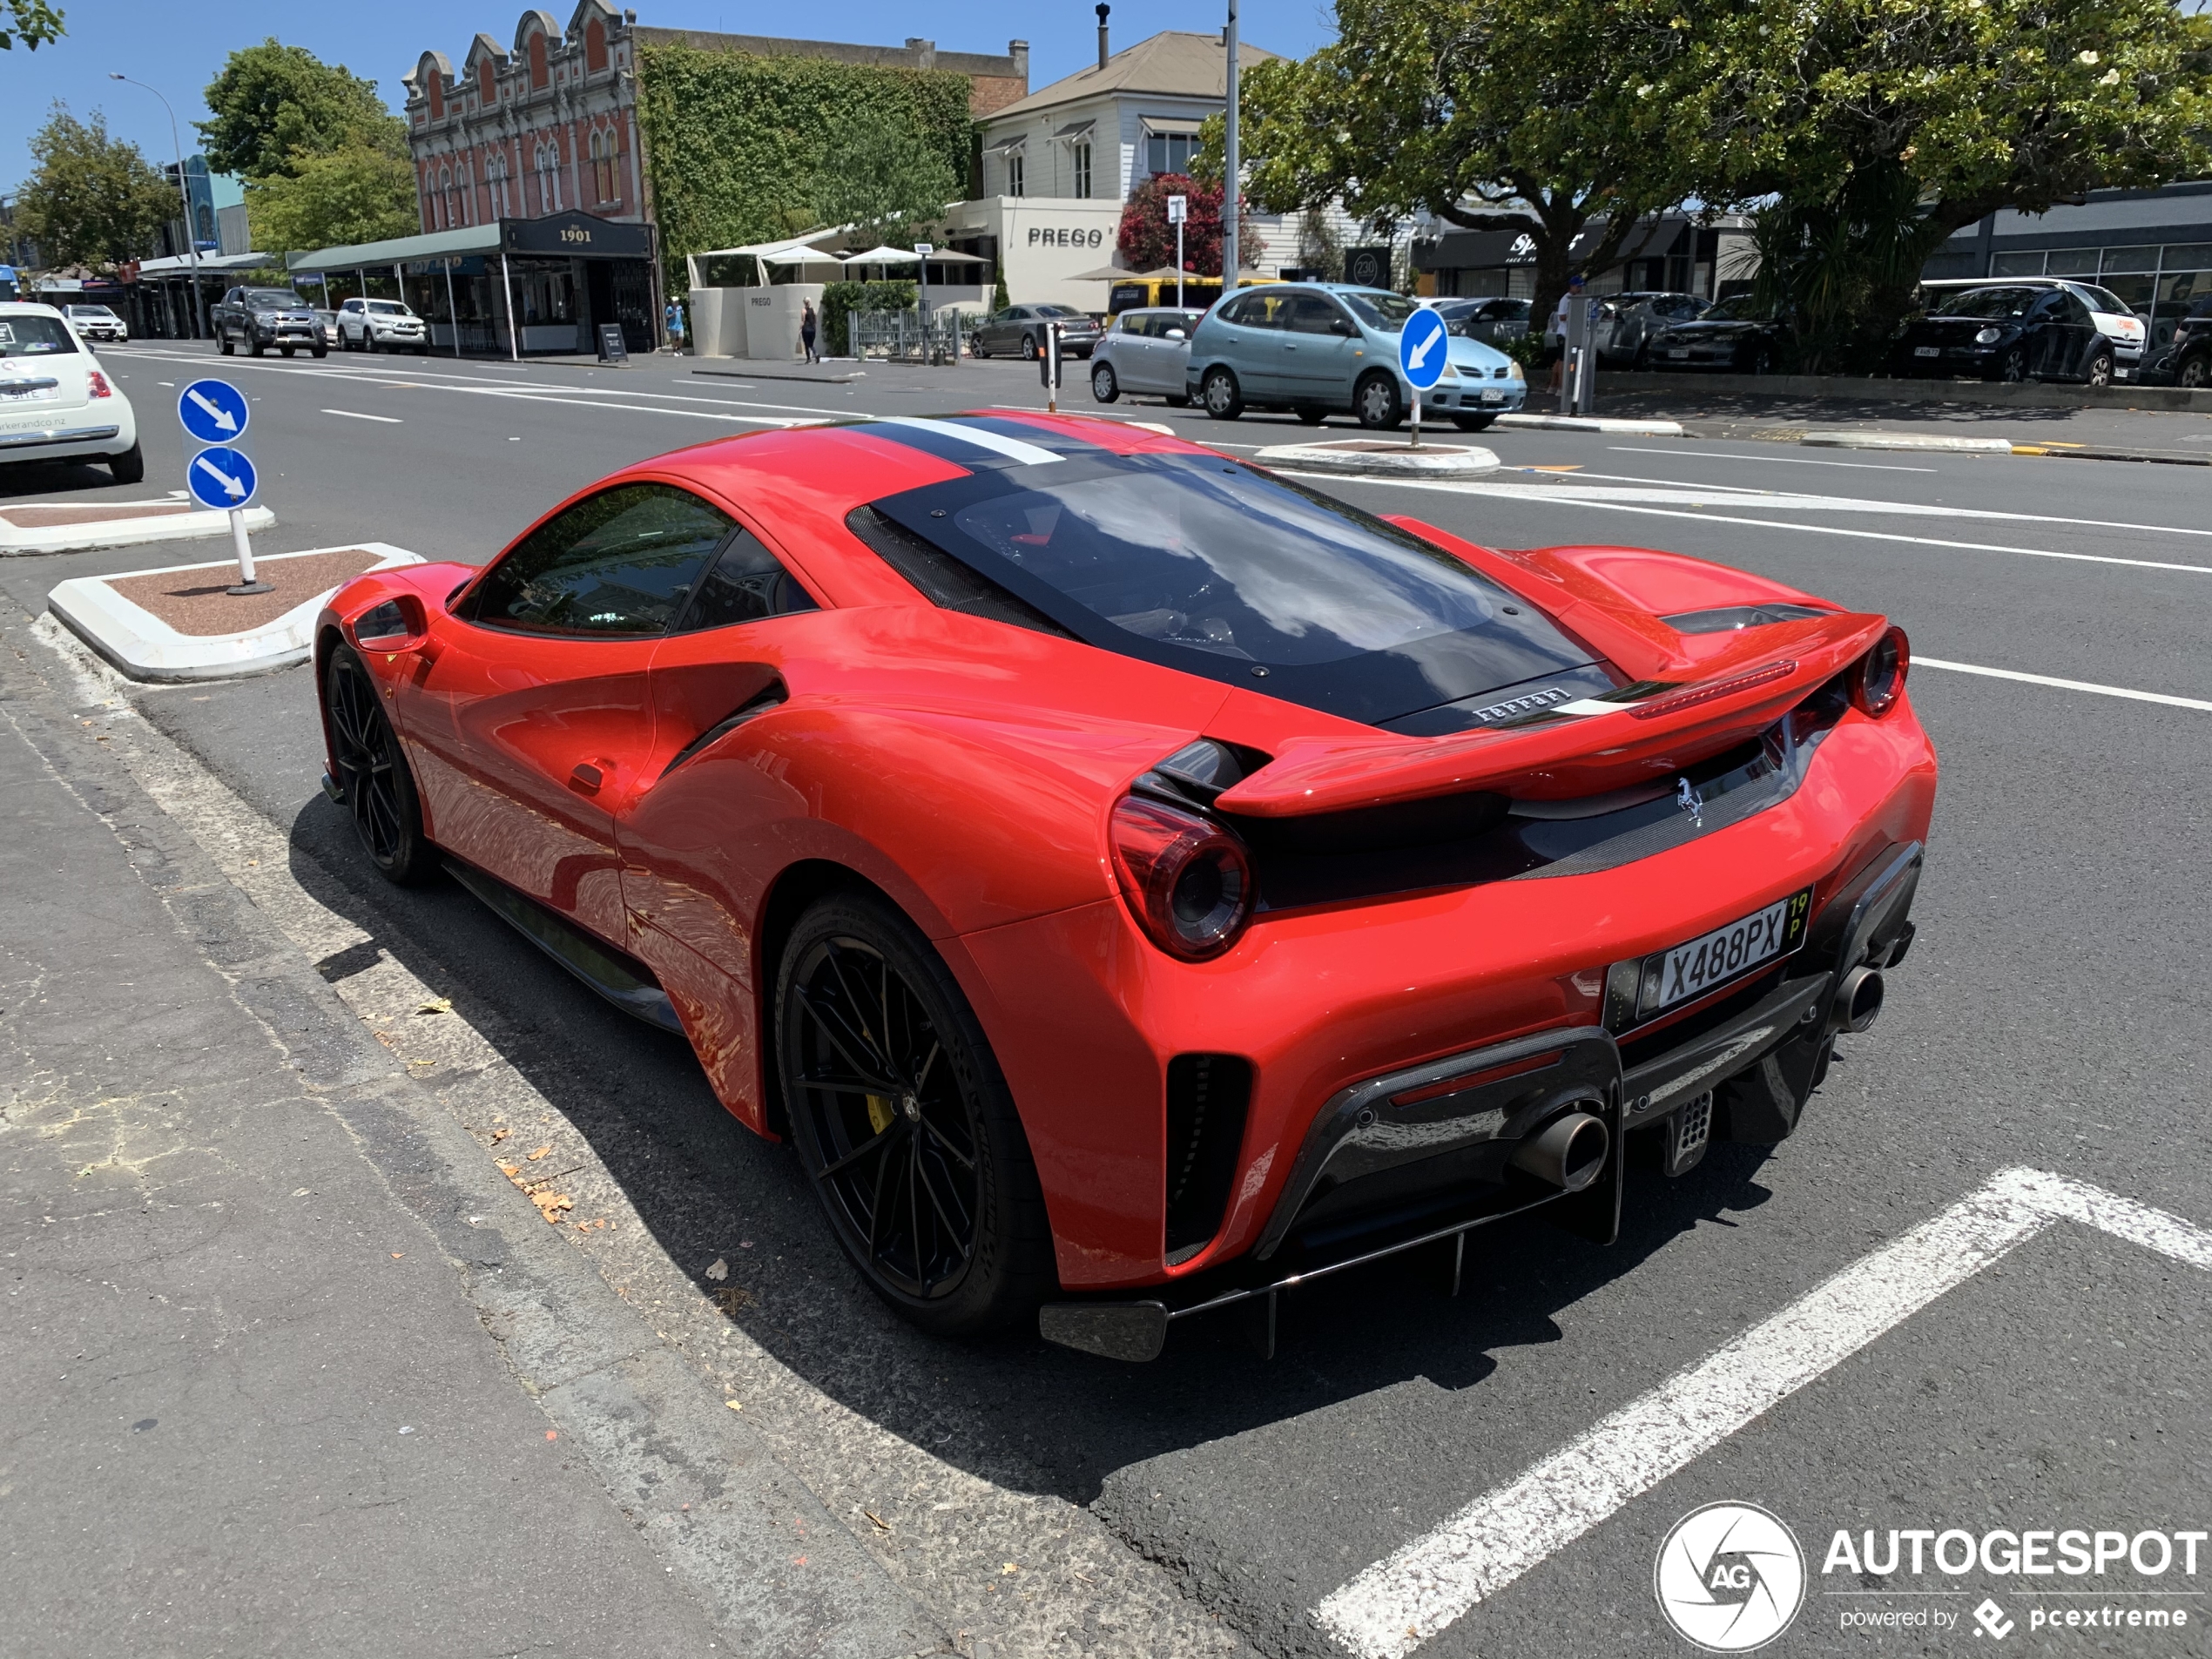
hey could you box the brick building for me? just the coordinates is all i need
[402,3,1029,236]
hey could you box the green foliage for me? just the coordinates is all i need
[1234,0,1713,326]
[819,280,917,355]
[636,44,974,290]
[15,103,172,267]
[247,139,419,254]
[199,39,406,179]
[2,0,64,51]
[811,108,958,249]
[1117,172,1261,277]
[993,265,1009,311]
[1716,0,2212,368]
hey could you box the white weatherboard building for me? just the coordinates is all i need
[936,27,1288,310]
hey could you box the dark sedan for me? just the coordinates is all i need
[969,304,1101,361]
[1434,296,1531,346]
[1644,297,1787,373]
[1891,285,2123,385]
[2134,294,2212,388]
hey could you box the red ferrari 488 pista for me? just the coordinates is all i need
[317,413,1933,1359]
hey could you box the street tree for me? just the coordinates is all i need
[246,139,419,253]
[1116,172,1261,277]
[1725,0,2212,368]
[14,104,173,268]
[3,0,64,51]
[1234,0,1723,323]
[199,39,405,179]
[809,110,957,249]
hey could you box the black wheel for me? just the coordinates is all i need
[1201,365,1243,420]
[322,644,436,885]
[2181,355,2209,389]
[1022,335,1041,361]
[2082,349,2113,389]
[1744,344,1778,375]
[1355,370,1403,429]
[1165,393,1191,408]
[1294,405,1327,425]
[312,345,327,359]
[365,332,379,354]
[1991,347,2027,383]
[1091,361,1119,403]
[280,346,296,358]
[219,332,235,356]
[1451,412,1497,431]
[248,334,265,358]
[777,890,1055,1336]
[108,442,145,484]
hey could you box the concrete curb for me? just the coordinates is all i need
[10,617,952,1659]
[0,501,275,556]
[2010,441,2212,466]
[1492,413,1687,435]
[1607,367,2212,413]
[47,543,420,683]
[694,364,867,385]
[1253,438,1501,477]
[1802,432,2016,454]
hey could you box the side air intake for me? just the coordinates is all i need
[1164,1054,1252,1263]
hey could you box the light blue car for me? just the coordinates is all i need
[1184,283,1527,430]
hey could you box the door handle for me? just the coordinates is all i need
[570,762,604,793]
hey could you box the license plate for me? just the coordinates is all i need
[1667,347,1688,359]
[1480,388,1504,402]
[1914,346,1940,357]
[1638,888,1813,1017]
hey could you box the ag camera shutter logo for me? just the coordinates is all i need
[1655,1502,1807,1651]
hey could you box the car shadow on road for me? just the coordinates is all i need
[0,458,143,502]
[284,794,1783,1510]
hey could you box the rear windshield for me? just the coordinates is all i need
[1932,287,2039,320]
[247,289,308,309]
[0,315,78,356]
[866,448,1595,727]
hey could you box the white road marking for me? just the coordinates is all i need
[320,408,402,423]
[1279,473,2212,576]
[1608,447,1939,473]
[1915,657,2212,711]
[1314,1168,2212,1659]
[873,415,1064,464]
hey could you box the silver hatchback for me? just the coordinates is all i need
[1089,307,1207,406]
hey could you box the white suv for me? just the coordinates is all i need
[339,299,429,354]
[0,303,141,482]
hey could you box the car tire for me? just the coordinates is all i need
[1201,366,1243,421]
[1451,413,1497,431]
[366,333,379,354]
[1745,344,1778,375]
[107,442,145,485]
[248,335,265,358]
[219,332,235,356]
[1355,370,1404,430]
[2181,355,2209,389]
[280,346,295,358]
[776,888,1056,1338]
[312,345,327,359]
[322,643,438,887]
[1991,347,2027,383]
[1294,405,1327,425]
[2082,349,2114,389]
[1165,393,1191,408]
[1022,335,1041,361]
[1091,361,1119,402]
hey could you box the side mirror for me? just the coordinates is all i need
[350,591,430,652]
[1164,327,1187,341]
[1330,318,1359,337]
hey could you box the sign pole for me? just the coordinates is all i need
[1046,321,1060,414]
[1410,388,1421,449]
[226,507,268,596]
[1168,193,1188,308]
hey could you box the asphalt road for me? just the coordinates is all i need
[5,341,2208,1659]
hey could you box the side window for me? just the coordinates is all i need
[464,482,735,637]
[676,526,819,631]
[1287,294,1350,334]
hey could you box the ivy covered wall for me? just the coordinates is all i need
[636,44,975,287]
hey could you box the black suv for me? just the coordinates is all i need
[2136,295,2212,388]
[212,287,327,359]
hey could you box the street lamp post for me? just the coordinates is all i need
[1220,0,1238,298]
[109,73,204,340]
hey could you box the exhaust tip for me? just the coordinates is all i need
[1509,1109,1609,1192]
[1837,965,1885,1033]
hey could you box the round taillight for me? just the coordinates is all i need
[1850,625,1910,718]
[1109,794,1254,961]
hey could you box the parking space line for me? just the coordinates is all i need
[1313,1168,2212,1659]
[1914,658,2212,711]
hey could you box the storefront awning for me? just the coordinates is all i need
[288,212,653,275]
[135,251,275,276]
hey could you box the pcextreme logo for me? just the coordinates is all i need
[1655,1502,1809,1652]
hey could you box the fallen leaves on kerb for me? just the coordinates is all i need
[496,1157,576,1223]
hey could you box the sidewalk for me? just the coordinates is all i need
[0,627,939,1657]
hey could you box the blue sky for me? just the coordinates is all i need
[1,0,1335,195]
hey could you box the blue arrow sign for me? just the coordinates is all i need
[178,378,250,445]
[186,446,257,509]
[1399,307,1449,392]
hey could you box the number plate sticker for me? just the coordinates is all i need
[1638,887,1814,1018]
[1914,345,1940,356]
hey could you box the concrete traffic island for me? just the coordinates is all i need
[1253,437,1502,478]
[48,543,421,682]
[0,497,277,556]
[1803,430,2017,454]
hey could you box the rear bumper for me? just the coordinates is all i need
[0,415,133,460]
